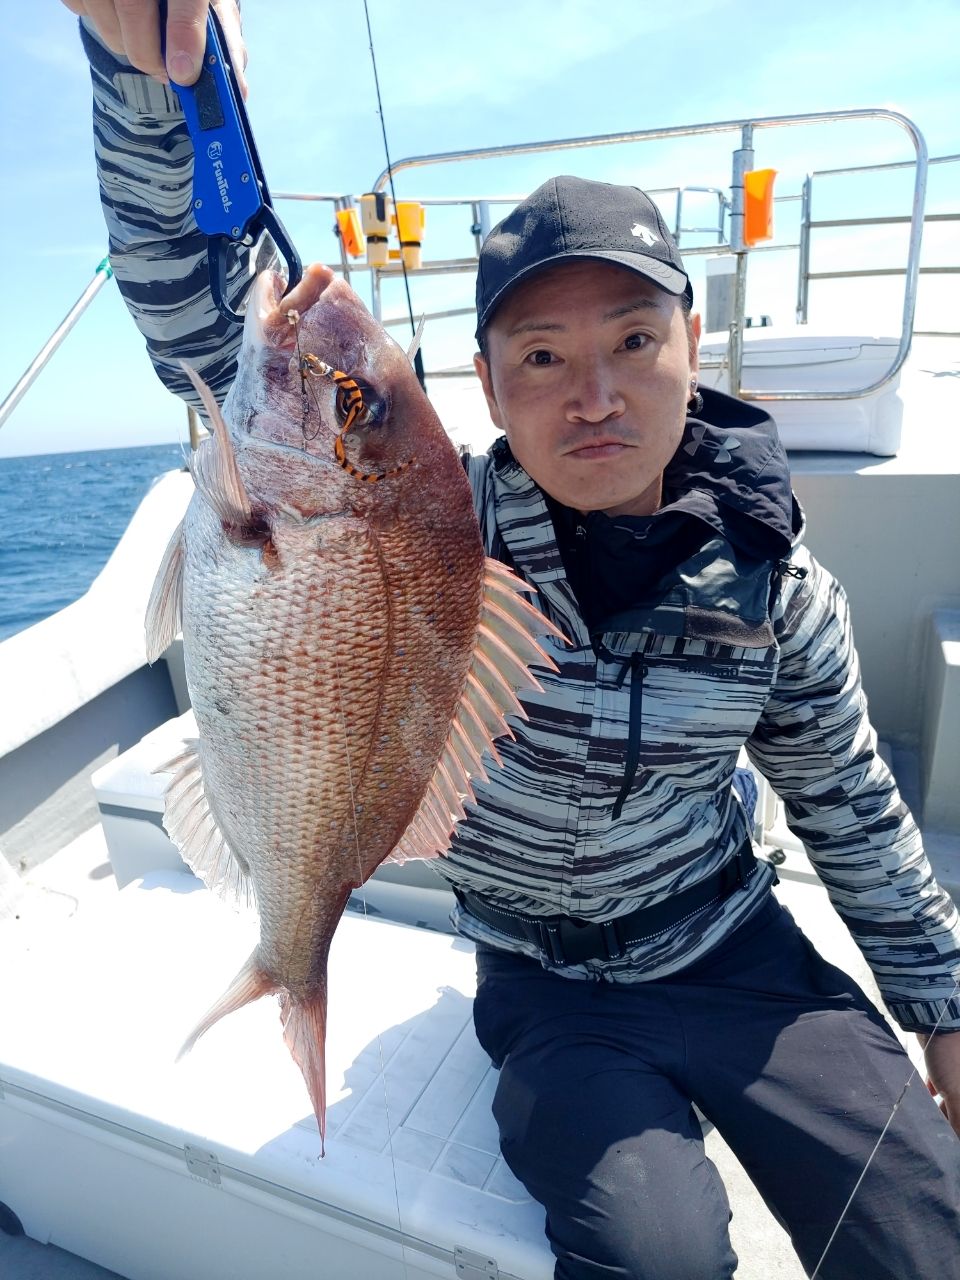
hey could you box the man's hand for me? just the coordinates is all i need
[917,1030,960,1138]
[60,1,247,98]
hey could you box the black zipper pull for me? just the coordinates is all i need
[770,558,808,610]
[776,559,808,580]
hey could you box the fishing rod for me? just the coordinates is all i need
[361,0,427,394]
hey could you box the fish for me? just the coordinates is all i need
[144,262,560,1151]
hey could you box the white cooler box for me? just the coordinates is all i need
[91,712,198,887]
[0,874,552,1280]
[697,328,904,455]
[91,715,458,934]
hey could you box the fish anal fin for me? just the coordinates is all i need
[145,520,185,663]
[156,740,255,911]
[385,558,566,865]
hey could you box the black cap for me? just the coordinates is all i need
[475,175,692,337]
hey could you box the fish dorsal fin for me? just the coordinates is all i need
[145,519,186,663]
[179,360,252,527]
[154,738,255,911]
[387,558,564,864]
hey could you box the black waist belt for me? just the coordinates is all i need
[456,840,758,967]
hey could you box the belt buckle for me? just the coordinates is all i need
[538,917,624,966]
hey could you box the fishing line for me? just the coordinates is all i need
[324,12,428,1259]
[810,975,960,1278]
[289,311,325,442]
[330,653,411,1278]
[361,0,427,393]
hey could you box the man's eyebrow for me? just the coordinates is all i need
[602,297,665,321]
[504,319,567,339]
[504,297,665,339]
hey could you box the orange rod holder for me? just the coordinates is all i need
[744,169,777,246]
[335,207,366,258]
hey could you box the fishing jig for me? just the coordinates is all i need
[296,346,414,483]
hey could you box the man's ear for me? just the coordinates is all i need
[474,352,504,432]
[689,311,702,374]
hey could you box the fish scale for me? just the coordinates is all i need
[143,261,563,1151]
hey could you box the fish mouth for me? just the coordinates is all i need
[230,265,357,452]
[249,264,366,372]
[251,264,338,352]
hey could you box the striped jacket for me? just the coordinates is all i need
[81,20,960,1033]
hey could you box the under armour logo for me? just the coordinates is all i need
[630,223,658,246]
[683,425,741,465]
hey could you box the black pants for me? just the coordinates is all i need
[472,895,960,1280]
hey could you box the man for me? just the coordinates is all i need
[67,4,960,1277]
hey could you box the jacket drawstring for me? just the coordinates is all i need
[612,655,647,820]
[769,557,809,611]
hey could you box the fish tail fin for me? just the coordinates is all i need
[177,949,276,1060]
[280,988,329,1155]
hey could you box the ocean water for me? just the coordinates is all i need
[0,442,186,643]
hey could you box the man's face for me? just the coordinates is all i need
[474,259,700,517]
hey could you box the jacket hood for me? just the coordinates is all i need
[661,386,801,559]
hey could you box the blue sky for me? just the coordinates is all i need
[0,0,957,457]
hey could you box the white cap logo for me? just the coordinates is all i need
[631,223,658,246]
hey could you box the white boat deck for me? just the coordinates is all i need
[0,338,955,1280]
[0,816,933,1280]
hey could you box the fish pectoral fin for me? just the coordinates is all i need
[386,558,566,865]
[177,949,275,1058]
[179,361,253,528]
[155,739,255,912]
[144,519,186,663]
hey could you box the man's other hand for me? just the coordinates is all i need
[918,1030,960,1138]
[60,1,247,99]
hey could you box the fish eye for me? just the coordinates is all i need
[335,377,389,430]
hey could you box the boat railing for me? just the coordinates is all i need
[361,108,937,403]
[0,257,114,434]
[796,151,960,335]
[3,111,956,443]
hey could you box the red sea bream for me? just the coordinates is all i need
[143,263,559,1151]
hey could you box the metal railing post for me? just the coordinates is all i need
[728,126,754,399]
[469,199,494,257]
[0,257,113,433]
[796,174,812,323]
